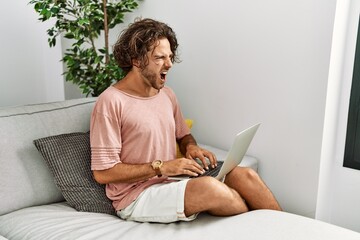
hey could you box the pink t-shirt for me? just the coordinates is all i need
[90,86,190,210]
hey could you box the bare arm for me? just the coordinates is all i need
[177,134,217,169]
[93,162,156,184]
[178,133,197,154]
[94,134,217,185]
[93,155,206,184]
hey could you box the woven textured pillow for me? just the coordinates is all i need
[33,132,115,215]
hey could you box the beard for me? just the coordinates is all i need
[140,67,165,90]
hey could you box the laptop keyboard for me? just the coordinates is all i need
[192,161,224,178]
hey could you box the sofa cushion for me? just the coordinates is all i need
[34,132,115,215]
[1,202,360,240]
[0,98,96,216]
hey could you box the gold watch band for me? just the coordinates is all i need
[154,167,162,177]
[151,160,163,177]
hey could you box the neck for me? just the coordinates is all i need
[114,71,158,97]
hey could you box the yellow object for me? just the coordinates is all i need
[176,119,193,158]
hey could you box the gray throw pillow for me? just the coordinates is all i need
[33,132,115,215]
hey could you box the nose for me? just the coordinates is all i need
[165,57,173,68]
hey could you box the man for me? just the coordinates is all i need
[90,18,281,223]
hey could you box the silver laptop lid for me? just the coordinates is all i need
[215,123,260,180]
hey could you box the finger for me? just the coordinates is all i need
[179,158,203,173]
[186,165,205,176]
[186,159,205,174]
[186,150,205,164]
[197,156,209,170]
[192,159,206,172]
[188,155,207,170]
[204,152,217,168]
[185,152,194,160]
[182,169,199,177]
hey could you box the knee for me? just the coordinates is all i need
[200,176,225,192]
[186,177,248,215]
[205,177,240,201]
[227,167,261,184]
[242,167,260,181]
[193,176,234,199]
[203,177,247,212]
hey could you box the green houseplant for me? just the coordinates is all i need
[29,0,139,96]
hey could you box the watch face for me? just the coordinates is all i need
[152,160,163,169]
[152,160,163,177]
[154,161,161,168]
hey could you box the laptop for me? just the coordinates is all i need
[168,123,260,181]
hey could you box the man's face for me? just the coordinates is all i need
[140,38,173,90]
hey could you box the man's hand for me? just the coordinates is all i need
[185,144,217,170]
[162,158,205,177]
[177,134,217,170]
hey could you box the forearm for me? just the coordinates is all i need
[177,134,217,169]
[178,134,197,156]
[93,162,157,184]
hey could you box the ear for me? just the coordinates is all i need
[132,59,140,68]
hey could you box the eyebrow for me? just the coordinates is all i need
[153,53,173,58]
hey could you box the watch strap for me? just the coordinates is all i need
[151,160,163,177]
[154,167,162,177]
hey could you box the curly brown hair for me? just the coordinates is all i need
[113,18,180,74]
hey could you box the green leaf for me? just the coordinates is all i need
[50,6,60,14]
[64,32,75,39]
[29,0,139,96]
[98,48,106,54]
[78,18,90,25]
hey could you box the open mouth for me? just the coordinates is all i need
[160,72,167,81]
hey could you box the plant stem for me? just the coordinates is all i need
[103,0,110,64]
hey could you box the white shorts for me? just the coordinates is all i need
[117,179,197,223]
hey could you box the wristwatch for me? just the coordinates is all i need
[151,160,163,177]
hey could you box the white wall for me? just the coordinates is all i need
[0,0,64,107]
[316,0,360,232]
[114,0,336,219]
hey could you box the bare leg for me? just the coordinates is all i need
[184,176,249,216]
[224,167,282,211]
[184,167,281,217]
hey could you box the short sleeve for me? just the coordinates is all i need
[90,96,122,171]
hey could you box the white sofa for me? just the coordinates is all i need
[0,97,359,240]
